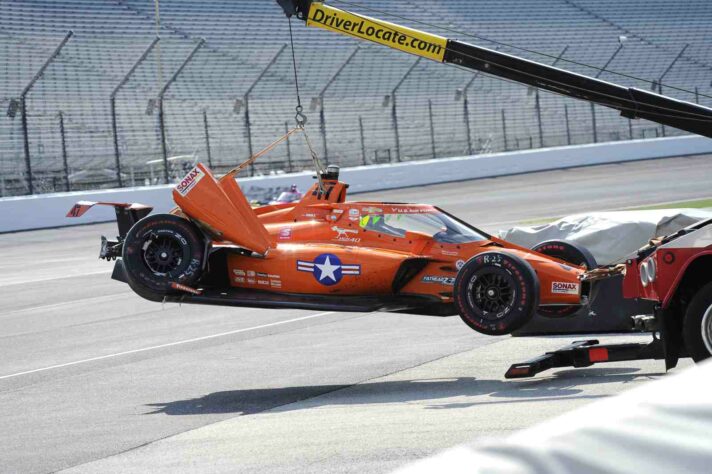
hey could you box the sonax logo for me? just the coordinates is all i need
[175,166,205,196]
[552,281,579,295]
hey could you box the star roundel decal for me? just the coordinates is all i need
[296,253,361,286]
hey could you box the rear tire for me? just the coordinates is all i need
[683,282,712,362]
[122,214,205,301]
[532,239,596,317]
[454,251,539,335]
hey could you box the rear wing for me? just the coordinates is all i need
[66,163,273,255]
[66,201,153,238]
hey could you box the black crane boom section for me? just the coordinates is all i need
[277,0,712,138]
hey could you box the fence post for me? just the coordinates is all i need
[111,37,160,188]
[391,57,421,162]
[58,111,70,192]
[656,43,689,138]
[428,99,436,158]
[243,45,287,176]
[554,45,571,147]
[564,104,572,145]
[158,101,168,182]
[283,121,293,172]
[658,83,666,137]
[203,110,213,168]
[319,107,328,165]
[20,30,73,195]
[20,99,31,194]
[695,87,699,104]
[109,97,121,185]
[317,47,359,165]
[463,94,473,155]
[358,116,367,165]
[628,118,634,139]
[391,95,401,162]
[590,103,598,143]
[158,38,204,184]
[586,42,626,146]
[462,73,479,155]
[501,109,508,151]
[243,98,253,174]
[535,88,544,147]
[595,43,624,79]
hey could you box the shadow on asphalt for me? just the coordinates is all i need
[146,367,656,416]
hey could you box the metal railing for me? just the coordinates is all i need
[1,37,706,198]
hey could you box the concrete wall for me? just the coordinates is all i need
[2,135,711,233]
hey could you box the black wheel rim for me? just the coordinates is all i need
[703,303,712,355]
[471,272,514,317]
[143,234,183,275]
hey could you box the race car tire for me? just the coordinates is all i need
[122,213,205,302]
[532,239,596,317]
[682,281,712,362]
[531,239,597,269]
[454,251,539,336]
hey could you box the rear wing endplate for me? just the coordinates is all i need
[66,201,153,238]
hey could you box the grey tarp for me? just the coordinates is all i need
[502,209,712,334]
[499,209,712,265]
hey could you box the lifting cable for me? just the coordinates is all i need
[226,15,326,191]
[286,15,327,192]
[222,126,302,178]
[287,16,308,128]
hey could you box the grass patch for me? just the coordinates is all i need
[626,198,712,211]
[517,216,560,225]
[515,197,712,226]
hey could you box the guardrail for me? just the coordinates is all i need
[1,135,711,233]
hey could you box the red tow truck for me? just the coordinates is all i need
[506,218,712,378]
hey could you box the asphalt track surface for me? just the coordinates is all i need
[0,154,709,473]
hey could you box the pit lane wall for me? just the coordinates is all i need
[2,135,711,233]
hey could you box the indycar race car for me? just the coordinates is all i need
[68,159,596,336]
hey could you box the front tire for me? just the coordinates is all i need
[454,251,539,335]
[683,282,712,362]
[532,239,596,317]
[122,214,205,301]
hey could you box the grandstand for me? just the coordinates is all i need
[0,0,710,196]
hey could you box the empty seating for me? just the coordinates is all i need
[0,0,709,196]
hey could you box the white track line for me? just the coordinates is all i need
[0,293,132,318]
[0,311,335,380]
[0,269,112,287]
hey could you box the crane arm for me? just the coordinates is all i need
[277,0,712,138]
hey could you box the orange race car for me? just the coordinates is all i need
[68,162,597,336]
